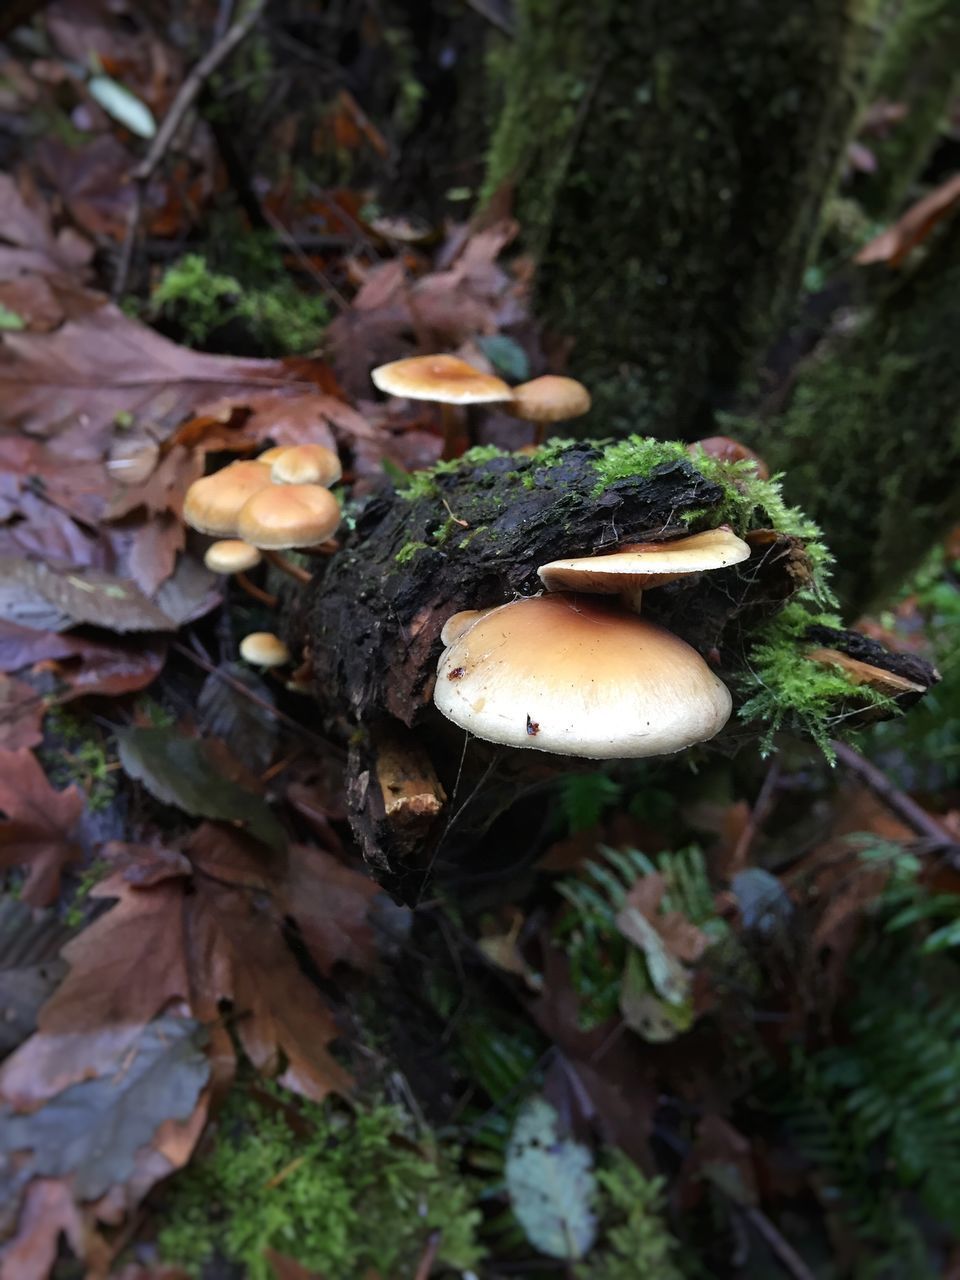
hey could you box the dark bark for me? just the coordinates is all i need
[291,445,938,898]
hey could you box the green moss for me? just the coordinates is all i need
[592,437,689,489]
[397,446,509,502]
[158,1088,483,1280]
[737,600,890,757]
[150,232,329,356]
[583,1152,683,1280]
[394,540,429,564]
[41,709,117,812]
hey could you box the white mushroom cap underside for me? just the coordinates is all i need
[434,593,731,758]
[538,528,751,593]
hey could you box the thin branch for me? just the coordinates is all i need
[743,1207,817,1280]
[113,0,270,298]
[831,740,958,854]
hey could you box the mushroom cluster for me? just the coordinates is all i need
[184,443,343,668]
[371,354,591,456]
[433,528,751,759]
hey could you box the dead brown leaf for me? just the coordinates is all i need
[0,301,288,457]
[622,873,710,965]
[0,676,44,750]
[284,843,379,975]
[0,854,190,1107]
[856,172,960,268]
[0,1177,88,1280]
[0,748,83,906]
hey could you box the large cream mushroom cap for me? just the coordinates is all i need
[538,528,750,594]
[371,354,513,405]
[237,483,341,549]
[183,461,274,537]
[434,593,731,759]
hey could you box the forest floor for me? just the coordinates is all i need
[1,5,960,1280]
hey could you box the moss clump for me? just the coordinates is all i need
[583,1152,683,1280]
[151,238,329,355]
[737,600,891,756]
[398,445,509,502]
[394,539,429,564]
[157,1089,484,1280]
[41,709,117,813]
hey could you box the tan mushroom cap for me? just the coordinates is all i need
[240,631,290,667]
[183,461,274,537]
[507,375,591,423]
[267,444,343,487]
[237,483,341,549]
[371,354,513,405]
[434,593,731,759]
[203,539,263,574]
[538,528,751,594]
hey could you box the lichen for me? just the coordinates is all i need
[157,1087,484,1280]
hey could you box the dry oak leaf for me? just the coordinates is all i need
[0,857,190,1108]
[856,172,960,268]
[0,1177,89,1280]
[283,843,379,976]
[0,677,44,750]
[186,870,352,1104]
[0,301,288,456]
[0,748,83,907]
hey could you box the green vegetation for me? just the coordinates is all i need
[394,539,430,564]
[158,1089,484,1279]
[584,1153,683,1280]
[41,708,117,812]
[151,232,329,355]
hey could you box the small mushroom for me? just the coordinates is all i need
[538,527,751,613]
[434,593,731,758]
[689,436,770,480]
[264,444,343,487]
[240,631,290,668]
[506,374,591,444]
[371,354,513,460]
[183,460,273,537]
[203,539,275,608]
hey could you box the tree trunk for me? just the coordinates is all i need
[752,218,960,616]
[858,0,960,218]
[482,0,873,437]
[291,444,936,897]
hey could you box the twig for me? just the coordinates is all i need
[463,0,514,36]
[743,1206,817,1280]
[113,0,270,298]
[413,1230,442,1280]
[731,757,782,868]
[171,640,342,756]
[831,740,957,853]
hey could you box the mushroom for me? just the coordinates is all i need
[440,608,494,645]
[240,631,291,668]
[371,354,513,460]
[434,593,731,758]
[505,374,591,445]
[203,539,276,607]
[688,436,770,480]
[538,527,751,613]
[183,460,273,537]
[263,444,343,487]
[236,483,341,584]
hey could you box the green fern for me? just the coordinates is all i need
[555,845,724,1029]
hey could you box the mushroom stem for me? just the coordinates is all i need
[440,403,465,461]
[235,573,278,608]
[263,549,312,585]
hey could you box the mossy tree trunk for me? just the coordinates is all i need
[857,0,960,218]
[483,0,874,437]
[754,219,960,616]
